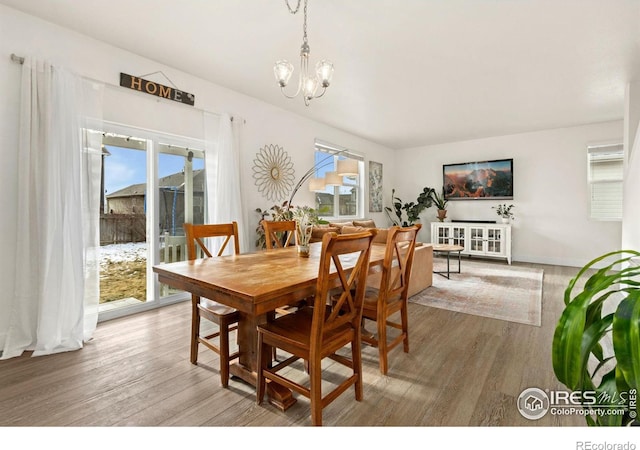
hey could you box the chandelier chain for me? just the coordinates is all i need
[284,0,308,43]
[303,0,308,43]
[284,0,301,14]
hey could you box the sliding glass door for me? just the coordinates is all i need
[98,124,205,320]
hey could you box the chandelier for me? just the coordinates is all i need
[274,0,334,106]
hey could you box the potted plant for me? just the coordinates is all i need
[385,187,435,226]
[492,203,514,223]
[430,189,449,222]
[552,250,640,426]
[255,202,324,250]
[290,205,320,257]
[255,201,293,249]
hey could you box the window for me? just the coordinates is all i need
[313,140,364,219]
[588,143,623,221]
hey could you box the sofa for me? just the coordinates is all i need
[310,220,433,297]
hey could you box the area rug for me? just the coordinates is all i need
[409,258,543,326]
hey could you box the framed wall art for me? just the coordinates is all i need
[368,161,383,212]
[252,144,295,202]
[443,158,513,200]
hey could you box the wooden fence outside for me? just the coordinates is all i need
[100,214,146,245]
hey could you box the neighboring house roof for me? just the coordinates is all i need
[107,182,146,199]
[107,169,205,199]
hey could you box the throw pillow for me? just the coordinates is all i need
[341,225,368,235]
[353,219,377,228]
[372,227,388,244]
[311,226,339,240]
[328,221,354,232]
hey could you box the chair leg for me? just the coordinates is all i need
[267,311,277,362]
[309,358,323,426]
[378,312,388,375]
[256,332,266,405]
[219,320,230,388]
[190,296,200,364]
[352,334,363,401]
[401,301,410,353]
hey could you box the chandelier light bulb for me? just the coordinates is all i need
[274,60,294,87]
[316,60,334,87]
[303,77,319,100]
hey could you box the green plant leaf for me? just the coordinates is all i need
[553,297,589,390]
[554,250,640,391]
[613,289,640,390]
[592,356,615,379]
[580,313,614,383]
[594,368,624,426]
[553,250,640,427]
[563,250,637,305]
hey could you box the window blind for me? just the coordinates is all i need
[588,144,623,221]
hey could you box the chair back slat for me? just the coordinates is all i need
[311,230,376,344]
[183,222,240,260]
[380,225,421,302]
[262,220,296,249]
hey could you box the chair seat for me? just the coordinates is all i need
[258,306,354,355]
[199,297,238,317]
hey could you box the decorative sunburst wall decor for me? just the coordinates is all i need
[252,144,295,201]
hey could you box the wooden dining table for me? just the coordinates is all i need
[153,241,387,410]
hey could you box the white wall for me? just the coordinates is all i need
[0,5,395,347]
[622,81,640,251]
[394,122,624,267]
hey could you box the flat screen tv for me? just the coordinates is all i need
[443,158,513,200]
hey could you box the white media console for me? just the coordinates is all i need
[430,221,512,264]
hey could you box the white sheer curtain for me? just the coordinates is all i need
[203,112,249,253]
[1,58,103,359]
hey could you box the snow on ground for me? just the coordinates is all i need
[100,242,147,265]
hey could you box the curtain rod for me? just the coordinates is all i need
[9,53,244,123]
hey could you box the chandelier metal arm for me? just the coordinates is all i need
[312,86,328,99]
[280,85,302,99]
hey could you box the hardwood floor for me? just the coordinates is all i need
[0,262,584,427]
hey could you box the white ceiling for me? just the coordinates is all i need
[2,0,639,149]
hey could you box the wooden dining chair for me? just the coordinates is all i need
[183,222,241,387]
[262,219,303,321]
[361,224,421,375]
[256,230,376,426]
[262,219,296,249]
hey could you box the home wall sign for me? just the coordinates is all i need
[119,73,195,106]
